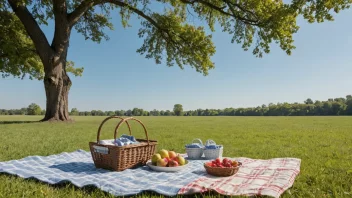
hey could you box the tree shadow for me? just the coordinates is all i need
[0,120,41,125]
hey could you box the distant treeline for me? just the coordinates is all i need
[1,95,352,116]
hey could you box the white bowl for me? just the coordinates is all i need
[146,160,189,172]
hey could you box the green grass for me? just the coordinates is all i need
[1,116,352,198]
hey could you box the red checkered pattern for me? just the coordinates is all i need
[178,157,301,198]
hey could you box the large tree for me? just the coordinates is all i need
[0,0,350,121]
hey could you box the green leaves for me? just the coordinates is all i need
[137,12,215,75]
[0,11,83,80]
[291,0,352,23]
[66,61,84,77]
[74,8,114,43]
[0,11,43,80]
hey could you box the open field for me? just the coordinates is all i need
[0,115,352,197]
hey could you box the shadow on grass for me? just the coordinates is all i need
[0,120,41,125]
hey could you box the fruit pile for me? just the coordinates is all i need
[151,149,186,167]
[205,158,239,168]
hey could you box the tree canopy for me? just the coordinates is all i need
[1,0,351,80]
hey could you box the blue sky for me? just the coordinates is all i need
[1,7,352,111]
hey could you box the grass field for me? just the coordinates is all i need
[0,115,352,197]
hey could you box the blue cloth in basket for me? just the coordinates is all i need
[185,143,203,148]
[205,145,222,149]
[115,134,139,146]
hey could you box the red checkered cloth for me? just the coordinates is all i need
[178,157,301,198]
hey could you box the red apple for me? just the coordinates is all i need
[168,160,179,167]
[215,158,221,164]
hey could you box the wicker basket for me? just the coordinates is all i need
[185,139,204,159]
[204,162,242,177]
[89,116,157,171]
[203,139,223,160]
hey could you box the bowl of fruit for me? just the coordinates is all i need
[147,149,188,172]
[204,158,242,177]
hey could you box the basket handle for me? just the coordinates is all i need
[96,116,132,143]
[205,139,216,146]
[114,117,150,145]
[192,138,203,146]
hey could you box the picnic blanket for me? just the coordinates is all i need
[179,157,301,197]
[0,150,301,197]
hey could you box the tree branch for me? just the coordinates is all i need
[68,0,162,29]
[7,0,52,63]
[180,0,260,26]
[67,0,98,27]
[224,0,258,21]
[52,0,70,53]
[109,0,162,29]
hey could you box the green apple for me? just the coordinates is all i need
[158,149,169,159]
[151,153,162,165]
[157,158,168,167]
[176,155,186,165]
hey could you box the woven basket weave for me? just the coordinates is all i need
[89,116,157,171]
[204,162,242,177]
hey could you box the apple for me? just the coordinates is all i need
[176,154,186,166]
[156,158,168,167]
[168,151,177,159]
[158,149,169,159]
[168,159,179,167]
[151,153,162,165]
[223,158,229,164]
[215,158,221,164]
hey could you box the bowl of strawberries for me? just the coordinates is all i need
[204,158,242,177]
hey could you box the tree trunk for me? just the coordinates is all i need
[42,54,72,122]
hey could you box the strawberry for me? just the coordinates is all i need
[222,158,229,164]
